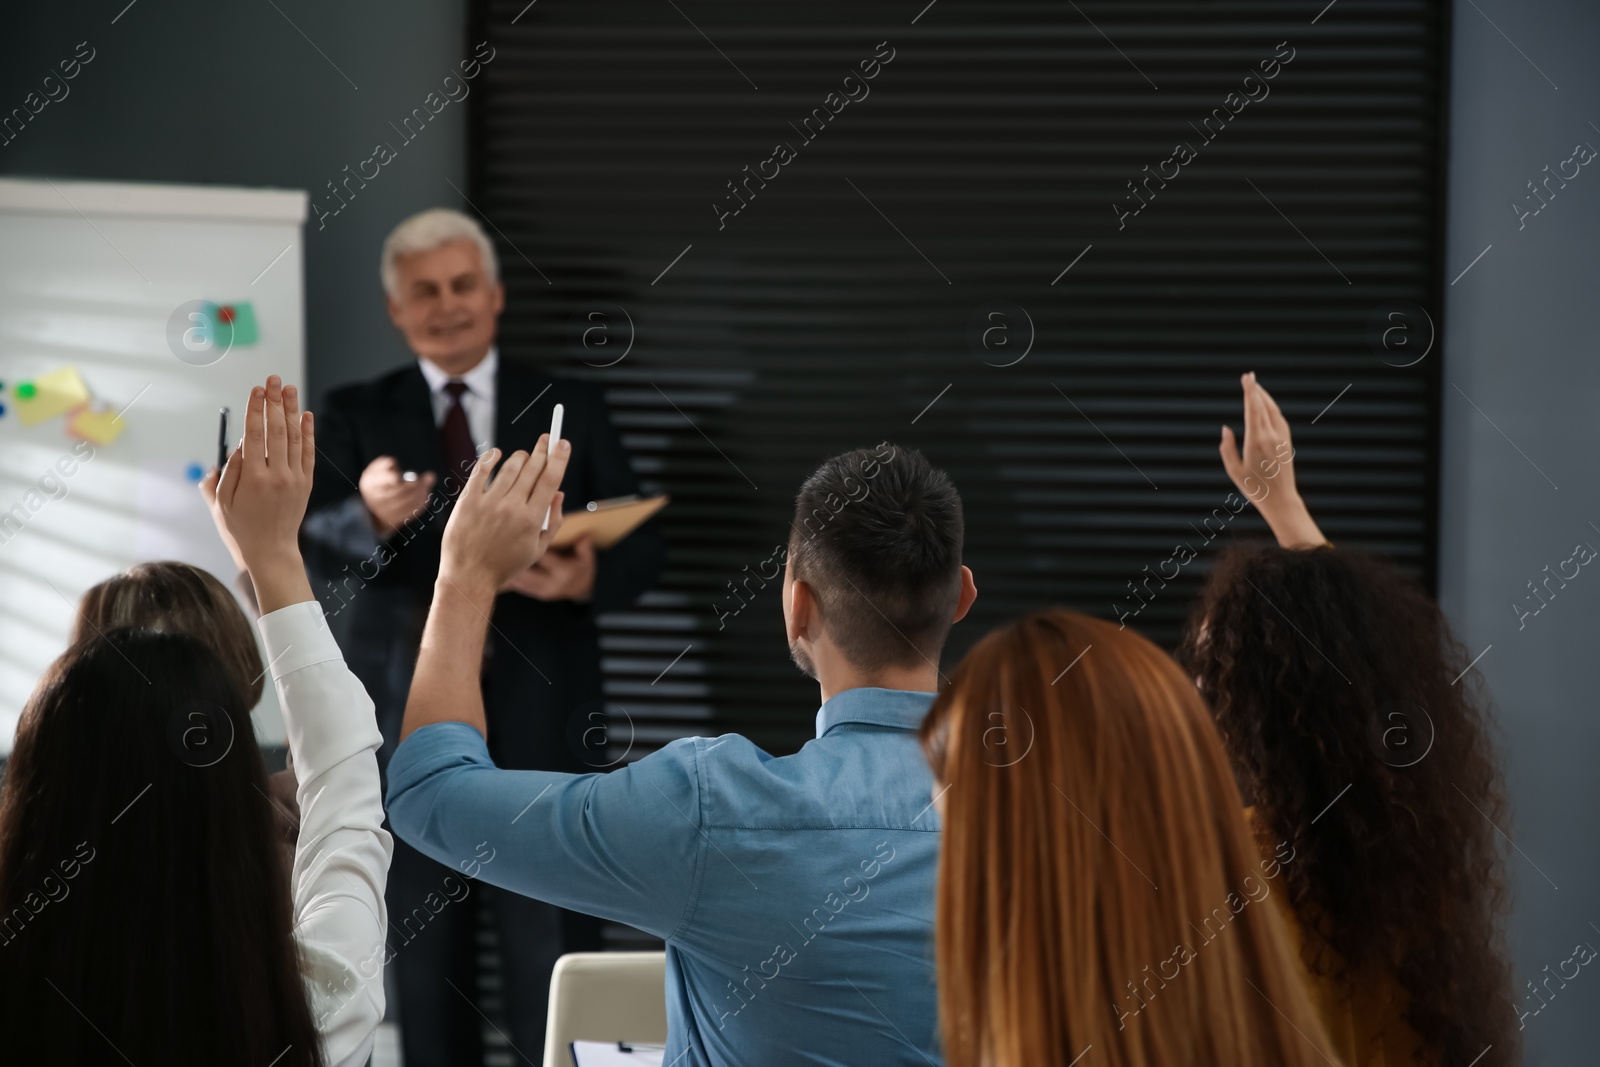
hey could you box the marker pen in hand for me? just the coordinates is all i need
[543,403,564,531]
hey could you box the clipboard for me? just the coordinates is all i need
[549,494,668,550]
[570,1039,666,1066]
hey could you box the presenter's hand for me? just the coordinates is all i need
[215,376,317,613]
[359,456,436,537]
[198,467,249,574]
[503,535,595,602]
[1219,372,1327,548]
[439,437,570,599]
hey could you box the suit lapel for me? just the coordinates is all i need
[496,358,554,453]
[388,364,448,478]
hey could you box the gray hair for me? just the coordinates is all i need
[380,208,500,299]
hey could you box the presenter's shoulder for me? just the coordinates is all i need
[499,359,608,408]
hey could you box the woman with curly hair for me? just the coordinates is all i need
[1181,373,1518,1066]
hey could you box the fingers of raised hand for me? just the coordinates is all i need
[198,467,220,503]
[1251,381,1276,442]
[543,495,568,543]
[535,434,571,499]
[493,450,532,498]
[1241,374,1262,448]
[265,376,289,461]
[465,448,500,501]
[508,448,549,504]
[283,385,305,463]
[283,383,301,435]
[244,385,267,464]
[1257,381,1289,437]
[300,411,315,477]
[1219,425,1244,481]
[217,444,245,507]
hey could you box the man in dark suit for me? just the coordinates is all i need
[301,208,664,1066]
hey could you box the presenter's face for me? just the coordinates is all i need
[386,238,506,374]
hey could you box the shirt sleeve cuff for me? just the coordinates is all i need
[256,600,341,680]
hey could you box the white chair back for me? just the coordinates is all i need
[541,951,668,1067]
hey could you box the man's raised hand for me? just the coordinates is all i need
[439,435,570,597]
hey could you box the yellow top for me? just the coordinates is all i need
[1251,812,1432,1067]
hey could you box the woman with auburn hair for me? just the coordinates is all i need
[920,608,1339,1067]
[1181,373,1517,1066]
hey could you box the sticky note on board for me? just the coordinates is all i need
[68,404,127,445]
[15,366,91,426]
[213,301,260,347]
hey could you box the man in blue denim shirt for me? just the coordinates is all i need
[386,439,977,1066]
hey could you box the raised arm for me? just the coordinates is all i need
[398,437,568,742]
[1219,372,1328,549]
[384,724,705,939]
[386,434,701,938]
[215,377,393,1067]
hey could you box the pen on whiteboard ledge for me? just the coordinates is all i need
[543,402,563,531]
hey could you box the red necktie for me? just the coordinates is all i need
[439,380,477,481]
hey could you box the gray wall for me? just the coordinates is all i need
[1439,1,1600,1062]
[0,0,470,405]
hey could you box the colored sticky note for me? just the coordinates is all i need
[67,404,127,445]
[16,366,90,426]
[212,301,260,347]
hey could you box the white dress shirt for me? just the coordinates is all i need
[259,600,394,1067]
[417,346,498,455]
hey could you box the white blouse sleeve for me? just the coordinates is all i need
[258,600,393,1067]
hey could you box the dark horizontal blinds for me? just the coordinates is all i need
[470,0,1444,760]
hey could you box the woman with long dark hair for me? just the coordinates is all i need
[921,609,1338,1067]
[1182,373,1517,1066]
[73,559,302,865]
[74,560,267,703]
[0,377,391,1066]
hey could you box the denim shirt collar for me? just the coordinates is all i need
[814,686,937,739]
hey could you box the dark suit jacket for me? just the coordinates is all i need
[301,357,664,773]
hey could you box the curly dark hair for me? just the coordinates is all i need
[1179,544,1517,1067]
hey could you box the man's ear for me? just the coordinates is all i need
[490,279,506,317]
[786,574,814,645]
[952,565,977,623]
[385,293,405,332]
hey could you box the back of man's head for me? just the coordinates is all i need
[788,443,964,673]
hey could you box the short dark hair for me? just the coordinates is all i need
[789,443,964,672]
